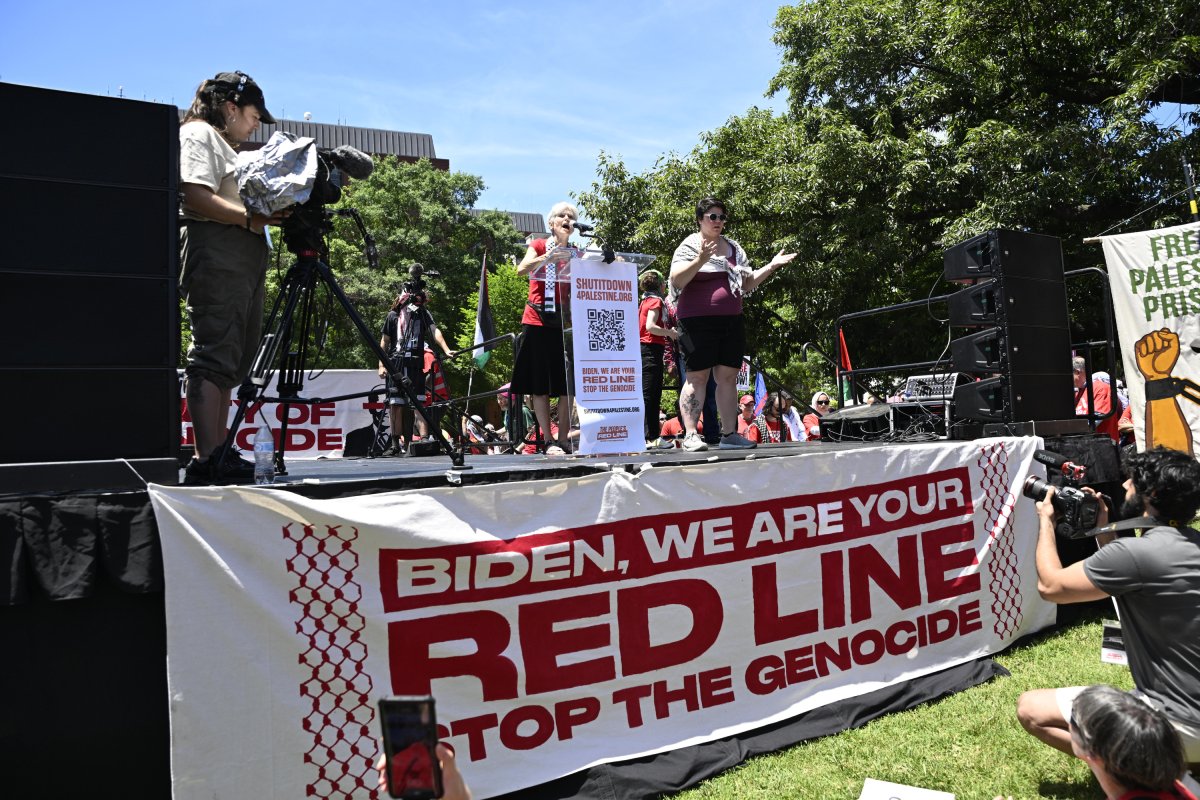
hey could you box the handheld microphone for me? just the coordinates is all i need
[572,221,595,234]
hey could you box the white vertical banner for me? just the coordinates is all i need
[570,258,644,454]
[1100,221,1200,456]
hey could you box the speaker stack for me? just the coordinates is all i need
[0,82,180,490]
[944,230,1082,434]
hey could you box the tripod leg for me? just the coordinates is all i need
[217,263,313,476]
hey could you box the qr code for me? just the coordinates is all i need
[587,308,625,352]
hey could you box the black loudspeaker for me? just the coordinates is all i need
[0,82,179,466]
[943,230,1074,423]
[943,229,1065,282]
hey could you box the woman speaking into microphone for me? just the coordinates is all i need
[511,202,582,455]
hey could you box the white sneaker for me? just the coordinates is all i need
[719,431,757,450]
[682,433,708,452]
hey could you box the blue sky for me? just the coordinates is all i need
[1,0,789,225]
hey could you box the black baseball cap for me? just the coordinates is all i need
[210,71,275,124]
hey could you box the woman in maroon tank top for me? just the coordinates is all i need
[668,197,796,453]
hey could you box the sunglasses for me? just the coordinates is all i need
[816,399,831,405]
[703,213,728,222]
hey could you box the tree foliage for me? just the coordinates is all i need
[578,0,1199,400]
[258,158,526,398]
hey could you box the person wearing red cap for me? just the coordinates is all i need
[179,71,286,485]
[737,394,755,435]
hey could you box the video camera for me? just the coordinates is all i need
[401,263,439,306]
[281,145,374,256]
[1022,449,1103,538]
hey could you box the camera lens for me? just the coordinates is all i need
[1022,475,1050,501]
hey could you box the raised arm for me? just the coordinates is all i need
[742,248,797,293]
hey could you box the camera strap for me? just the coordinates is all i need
[1085,515,1163,538]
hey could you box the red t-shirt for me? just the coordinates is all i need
[639,296,668,345]
[746,417,789,443]
[1075,380,1120,443]
[802,413,822,440]
[660,417,702,437]
[521,239,574,326]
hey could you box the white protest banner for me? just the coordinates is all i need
[570,258,644,453]
[149,437,1054,799]
[179,369,385,458]
[1100,221,1200,455]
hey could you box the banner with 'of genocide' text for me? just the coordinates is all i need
[148,437,1054,799]
[1101,221,1200,457]
[180,369,385,458]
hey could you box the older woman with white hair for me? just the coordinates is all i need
[511,201,581,455]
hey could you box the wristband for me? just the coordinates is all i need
[1144,377,1182,401]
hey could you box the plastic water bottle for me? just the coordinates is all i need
[253,423,275,485]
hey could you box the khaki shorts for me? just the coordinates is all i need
[1056,685,1200,761]
[179,221,269,390]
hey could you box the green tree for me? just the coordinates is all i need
[579,0,1199,400]
[260,158,525,399]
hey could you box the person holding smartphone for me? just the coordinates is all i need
[376,743,471,800]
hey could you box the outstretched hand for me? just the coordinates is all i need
[769,248,798,269]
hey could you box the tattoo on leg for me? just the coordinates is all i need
[681,394,700,425]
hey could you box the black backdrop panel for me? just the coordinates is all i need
[0,177,176,276]
[0,369,178,462]
[0,273,174,366]
[0,82,176,188]
[0,82,179,464]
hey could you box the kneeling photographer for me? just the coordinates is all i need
[1016,447,1200,766]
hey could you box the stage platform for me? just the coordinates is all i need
[243,440,868,491]
[1,433,1121,800]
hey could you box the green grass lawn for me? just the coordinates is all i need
[670,607,1132,800]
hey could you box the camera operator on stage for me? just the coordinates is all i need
[179,71,288,485]
[378,264,455,456]
[1016,447,1200,766]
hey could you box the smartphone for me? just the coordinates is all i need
[378,695,443,799]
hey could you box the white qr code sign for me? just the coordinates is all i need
[570,258,644,454]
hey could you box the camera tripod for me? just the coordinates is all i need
[217,211,466,477]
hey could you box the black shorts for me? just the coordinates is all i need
[678,314,744,371]
[511,324,571,397]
